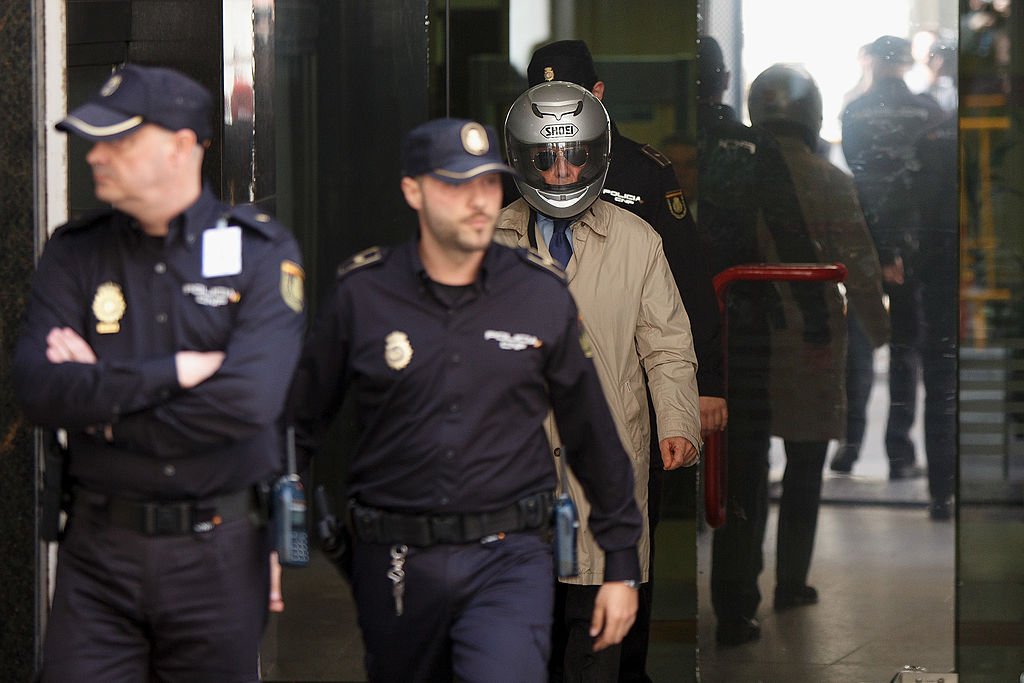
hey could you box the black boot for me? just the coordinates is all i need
[774,584,818,612]
[829,444,858,473]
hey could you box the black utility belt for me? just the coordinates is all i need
[349,491,554,547]
[72,486,260,536]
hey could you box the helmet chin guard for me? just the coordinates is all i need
[505,81,611,219]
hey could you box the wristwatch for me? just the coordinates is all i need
[619,579,640,589]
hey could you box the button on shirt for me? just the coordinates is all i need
[12,188,305,499]
[290,240,642,579]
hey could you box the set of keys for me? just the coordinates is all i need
[387,544,409,616]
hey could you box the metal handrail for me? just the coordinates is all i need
[704,263,848,528]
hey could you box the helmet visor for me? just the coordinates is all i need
[509,134,609,194]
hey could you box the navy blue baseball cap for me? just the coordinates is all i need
[401,118,518,185]
[527,40,600,89]
[57,64,213,143]
[866,35,914,65]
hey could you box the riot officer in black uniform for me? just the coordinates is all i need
[13,65,305,681]
[696,36,830,647]
[524,40,724,681]
[289,118,642,682]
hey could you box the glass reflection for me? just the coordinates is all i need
[222,0,257,205]
[698,0,956,680]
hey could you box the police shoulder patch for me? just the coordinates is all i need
[519,248,567,282]
[226,204,284,239]
[640,144,672,168]
[280,260,305,313]
[664,190,688,221]
[337,246,387,279]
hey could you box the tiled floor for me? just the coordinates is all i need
[690,361,955,683]
[694,504,955,683]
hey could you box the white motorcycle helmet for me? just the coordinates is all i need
[505,81,611,219]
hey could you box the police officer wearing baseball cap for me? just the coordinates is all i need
[56,63,214,143]
[13,64,304,681]
[288,117,642,682]
[523,39,724,682]
[837,36,946,494]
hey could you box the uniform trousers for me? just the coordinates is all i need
[617,393,664,683]
[918,245,958,504]
[842,314,875,456]
[351,531,553,683]
[710,314,772,621]
[548,583,621,683]
[886,268,957,503]
[885,277,925,469]
[776,441,829,590]
[42,496,270,682]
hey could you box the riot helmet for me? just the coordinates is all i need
[504,81,611,219]
[748,64,823,149]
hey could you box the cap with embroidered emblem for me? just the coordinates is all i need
[57,64,213,143]
[401,118,518,185]
[527,40,600,89]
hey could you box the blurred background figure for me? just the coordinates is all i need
[840,43,875,114]
[747,63,889,612]
[696,35,830,647]
[834,35,946,499]
[905,28,958,113]
[961,0,1012,96]
[905,29,940,95]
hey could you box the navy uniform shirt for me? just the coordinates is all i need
[841,76,944,269]
[290,240,642,580]
[13,187,305,500]
[601,122,723,397]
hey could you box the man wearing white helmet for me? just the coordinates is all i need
[495,81,701,681]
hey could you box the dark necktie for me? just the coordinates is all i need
[549,219,573,269]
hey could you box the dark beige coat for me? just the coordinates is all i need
[765,134,890,441]
[495,198,700,584]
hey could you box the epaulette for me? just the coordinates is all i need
[640,144,672,168]
[56,208,116,236]
[337,246,387,279]
[518,248,567,283]
[226,203,284,239]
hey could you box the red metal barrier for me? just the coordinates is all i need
[704,263,847,529]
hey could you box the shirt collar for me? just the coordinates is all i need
[177,184,224,250]
[406,238,491,294]
[539,204,605,238]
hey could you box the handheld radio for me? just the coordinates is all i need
[274,427,309,567]
[553,448,579,578]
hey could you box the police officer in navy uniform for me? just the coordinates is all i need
[696,36,831,646]
[524,40,724,681]
[289,118,642,683]
[834,35,945,482]
[12,65,305,681]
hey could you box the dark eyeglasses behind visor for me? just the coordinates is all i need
[531,144,590,172]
